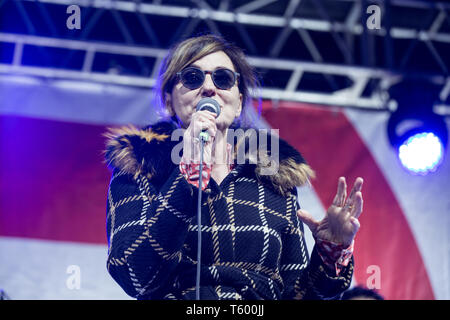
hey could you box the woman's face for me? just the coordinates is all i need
[165,50,243,131]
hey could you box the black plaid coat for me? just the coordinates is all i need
[104,120,353,300]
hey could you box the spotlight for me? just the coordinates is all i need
[398,132,444,174]
[387,79,448,174]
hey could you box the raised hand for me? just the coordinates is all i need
[297,177,363,247]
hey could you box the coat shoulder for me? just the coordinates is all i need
[104,120,179,180]
[261,135,315,196]
[234,128,315,196]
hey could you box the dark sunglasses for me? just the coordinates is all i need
[176,67,240,90]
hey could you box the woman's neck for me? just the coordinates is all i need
[212,128,230,166]
[211,128,231,185]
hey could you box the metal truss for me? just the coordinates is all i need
[1,0,450,115]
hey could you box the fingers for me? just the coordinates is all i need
[332,177,347,206]
[351,191,363,219]
[347,177,363,202]
[190,110,217,139]
[344,187,363,221]
[296,209,319,233]
[193,110,217,130]
[341,177,363,208]
[183,111,217,163]
[331,177,363,220]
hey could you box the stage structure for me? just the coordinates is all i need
[0,0,449,114]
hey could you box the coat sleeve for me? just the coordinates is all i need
[106,166,198,298]
[280,194,353,300]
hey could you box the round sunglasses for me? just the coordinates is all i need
[176,67,240,90]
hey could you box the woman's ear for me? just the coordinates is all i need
[236,93,243,118]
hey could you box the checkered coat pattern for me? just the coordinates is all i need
[104,120,353,300]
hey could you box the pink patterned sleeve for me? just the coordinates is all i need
[315,238,354,276]
[179,160,212,191]
[179,143,235,190]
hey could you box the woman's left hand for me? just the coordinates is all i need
[297,177,363,247]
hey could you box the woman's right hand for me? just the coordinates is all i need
[183,110,218,164]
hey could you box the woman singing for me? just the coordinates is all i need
[104,34,363,300]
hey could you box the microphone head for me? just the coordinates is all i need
[196,98,221,117]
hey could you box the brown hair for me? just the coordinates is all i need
[156,34,259,121]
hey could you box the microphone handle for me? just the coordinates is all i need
[199,130,209,142]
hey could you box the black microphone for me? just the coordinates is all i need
[196,97,220,115]
[194,98,221,300]
[196,98,220,142]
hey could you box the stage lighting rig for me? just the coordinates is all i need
[387,79,448,174]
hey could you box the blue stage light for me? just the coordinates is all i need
[398,132,444,174]
[387,79,448,175]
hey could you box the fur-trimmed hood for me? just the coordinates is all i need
[104,120,315,196]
